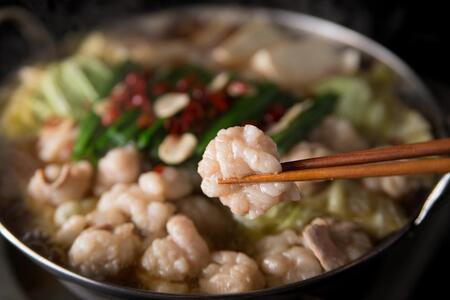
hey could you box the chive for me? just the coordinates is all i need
[137,118,165,149]
[94,109,140,153]
[195,82,280,155]
[147,132,166,162]
[98,60,139,98]
[72,112,102,160]
[271,93,337,155]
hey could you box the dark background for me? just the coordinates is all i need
[1,1,449,299]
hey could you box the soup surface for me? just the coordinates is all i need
[0,14,435,294]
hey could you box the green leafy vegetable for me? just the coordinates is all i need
[72,112,103,161]
[93,109,140,154]
[137,118,165,150]
[271,92,337,155]
[196,82,280,155]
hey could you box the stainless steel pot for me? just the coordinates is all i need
[0,5,448,300]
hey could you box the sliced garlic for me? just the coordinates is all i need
[158,133,198,164]
[208,72,230,91]
[154,93,190,118]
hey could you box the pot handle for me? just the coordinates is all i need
[0,6,55,56]
[414,173,450,225]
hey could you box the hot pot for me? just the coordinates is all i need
[0,5,448,300]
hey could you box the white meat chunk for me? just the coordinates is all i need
[362,175,419,199]
[175,195,235,248]
[86,209,128,227]
[200,251,265,294]
[69,223,141,278]
[37,119,78,163]
[28,161,93,206]
[255,230,323,286]
[95,145,140,195]
[53,199,96,226]
[282,142,333,196]
[97,184,175,237]
[198,125,300,218]
[141,215,210,281]
[309,116,368,152]
[138,166,194,201]
[54,215,88,248]
[303,218,372,271]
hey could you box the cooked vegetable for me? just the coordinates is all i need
[72,112,102,161]
[94,109,140,153]
[236,180,406,240]
[137,118,165,149]
[0,57,137,137]
[196,82,281,155]
[316,77,371,130]
[271,93,337,155]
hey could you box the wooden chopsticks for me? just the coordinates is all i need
[219,138,450,184]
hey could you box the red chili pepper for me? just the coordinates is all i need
[176,74,197,92]
[137,113,152,128]
[227,80,250,97]
[131,94,150,108]
[153,164,165,173]
[102,105,121,126]
[151,83,168,97]
[125,72,140,86]
[191,85,205,100]
[264,104,286,124]
[111,85,129,103]
[209,92,229,112]
[125,72,147,95]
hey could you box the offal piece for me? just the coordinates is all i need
[309,116,368,152]
[175,195,235,247]
[97,184,175,237]
[200,251,265,294]
[138,167,194,201]
[282,141,332,196]
[86,209,128,227]
[362,175,420,199]
[198,125,300,218]
[28,161,93,206]
[37,118,78,163]
[54,215,88,247]
[69,223,141,278]
[141,215,210,281]
[256,230,323,287]
[303,218,372,271]
[95,145,140,194]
